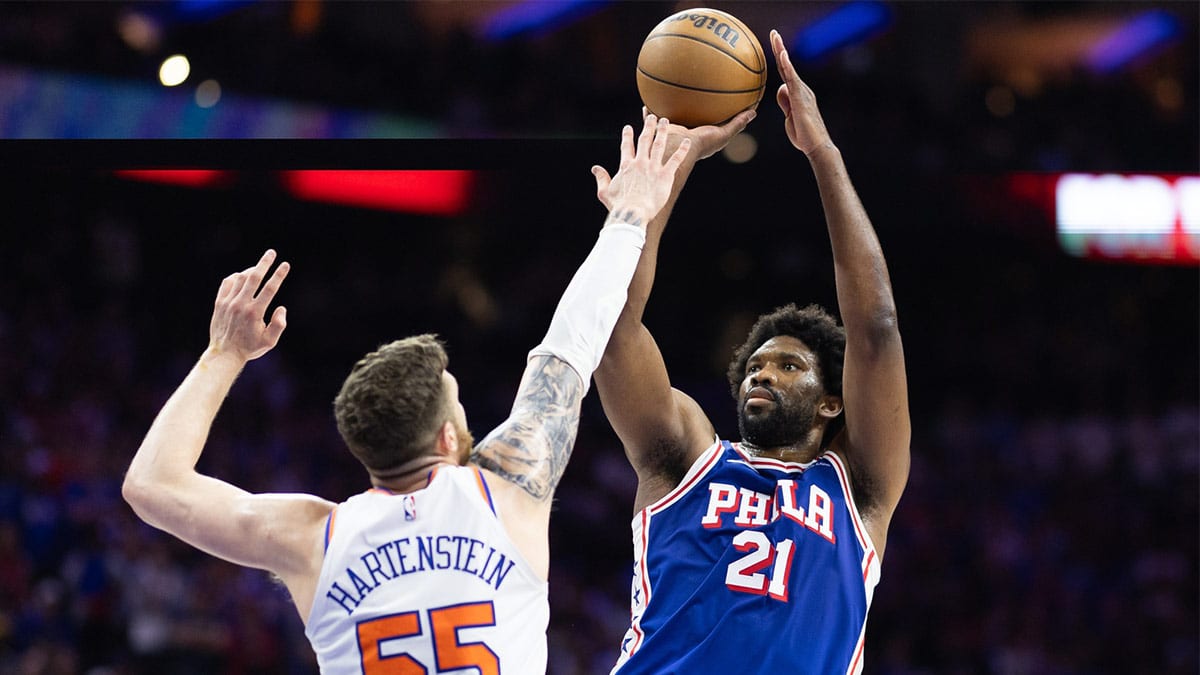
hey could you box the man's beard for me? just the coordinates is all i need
[455,421,476,464]
[737,388,819,449]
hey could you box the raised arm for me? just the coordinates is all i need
[771,30,910,543]
[471,116,692,575]
[121,251,333,617]
[592,110,756,505]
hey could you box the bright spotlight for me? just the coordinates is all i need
[159,55,190,86]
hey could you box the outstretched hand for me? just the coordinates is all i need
[591,114,693,228]
[770,29,835,156]
[646,106,757,162]
[209,249,289,362]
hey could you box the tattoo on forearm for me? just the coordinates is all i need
[471,356,583,501]
[605,209,644,230]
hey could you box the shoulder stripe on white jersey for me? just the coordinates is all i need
[322,507,337,553]
[473,467,497,516]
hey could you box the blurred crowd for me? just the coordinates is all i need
[1,155,1196,673]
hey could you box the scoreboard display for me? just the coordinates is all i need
[1055,173,1199,265]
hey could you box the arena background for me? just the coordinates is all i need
[1,1,1197,673]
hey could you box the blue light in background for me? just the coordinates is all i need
[480,0,609,42]
[792,1,893,62]
[1086,10,1181,74]
[170,0,259,21]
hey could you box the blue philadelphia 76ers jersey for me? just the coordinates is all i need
[612,439,881,675]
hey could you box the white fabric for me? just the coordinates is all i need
[304,467,548,674]
[528,222,646,394]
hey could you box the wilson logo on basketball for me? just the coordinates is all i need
[667,11,742,47]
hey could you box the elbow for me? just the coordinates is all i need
[844,306,903,364]
[121,469,163,524]
[121,471,148,513]
[861,306,901,346]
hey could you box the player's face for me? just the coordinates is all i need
[442,371,475,463]
[736,335,825,448]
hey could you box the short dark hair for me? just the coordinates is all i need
[727,303,846,399]
[333,335,450,474]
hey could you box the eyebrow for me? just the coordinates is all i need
[749,348,811,364]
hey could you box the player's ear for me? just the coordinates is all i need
[435,421,459,458]
[817,394,843,419]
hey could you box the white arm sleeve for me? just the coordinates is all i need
[527,222,646,394]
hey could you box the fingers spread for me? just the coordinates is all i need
[666,137,692,171]
[244,249,276,298]
[619,124,635,165]
[637,114,659,160]
[265,305,288,346]
[649,116,670,163]
[255,260,290,307]
[215,274,238,304]
[228,271,250,299]
[592,165,612,195]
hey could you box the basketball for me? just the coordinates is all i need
[636,8,767,128]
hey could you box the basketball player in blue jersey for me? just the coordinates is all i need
[121,116,693,673]
[594,30,910,674]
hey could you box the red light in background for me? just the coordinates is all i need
[115,169,228,187]
[281,170,474,216]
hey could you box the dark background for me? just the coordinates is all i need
[0,1,1196,673]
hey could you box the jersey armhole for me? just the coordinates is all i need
[642,438,726,516]
[472,467,498,516]
[322,506,338,553]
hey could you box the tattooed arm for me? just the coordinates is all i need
[472,356,584,502]
[470,116,692,579]
[468,347,587,582]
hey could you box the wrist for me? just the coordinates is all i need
[604,205,650,231]
[805,142,840,162]
[200,344,249,373]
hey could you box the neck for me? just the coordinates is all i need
[369,454,458,493]
[742,426,826,464]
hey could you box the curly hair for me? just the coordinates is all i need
[726,303,846,400]
[333,334,450,474]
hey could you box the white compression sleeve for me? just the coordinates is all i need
[527,222,646,394]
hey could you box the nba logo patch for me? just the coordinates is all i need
[403,494,417,521]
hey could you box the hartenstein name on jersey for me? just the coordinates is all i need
[326,534,516,616]
[701,479,836,542]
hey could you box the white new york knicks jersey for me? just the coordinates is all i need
[305,465,548,674]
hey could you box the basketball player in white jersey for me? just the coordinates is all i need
[122,115,697,673]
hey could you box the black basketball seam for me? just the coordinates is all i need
[636,66,764,94]
[712,14,766,71]
[641,33,766,75]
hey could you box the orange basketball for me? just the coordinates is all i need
[636,8,767,128]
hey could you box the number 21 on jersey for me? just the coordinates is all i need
[357,601,498,674]
[725,531,796,602]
